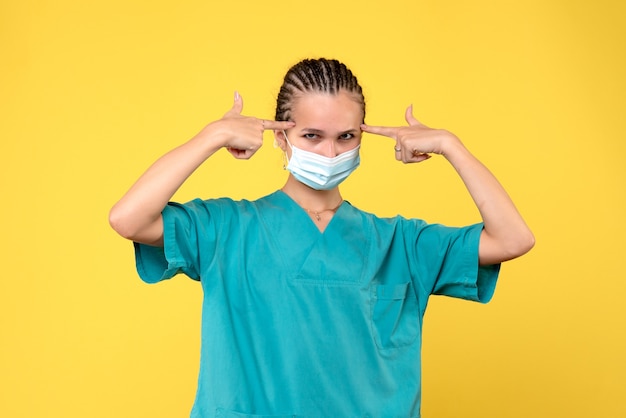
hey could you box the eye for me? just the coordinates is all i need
[339,133,355,140]
[303,133,318,140]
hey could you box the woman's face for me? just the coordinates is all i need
[278,90,363,158]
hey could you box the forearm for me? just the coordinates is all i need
[109,92,293,245]
[360,107,534,263]
[109,125,226,244]
[442,136,535,264]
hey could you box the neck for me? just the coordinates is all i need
[281,176,343,211]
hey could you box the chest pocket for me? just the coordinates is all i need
[370,282,420,350]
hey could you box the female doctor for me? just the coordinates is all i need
[110,58,534,418]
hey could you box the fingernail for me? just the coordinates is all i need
[234,91,240,101]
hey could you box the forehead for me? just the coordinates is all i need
[290,91,363,127]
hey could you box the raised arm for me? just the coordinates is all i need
[108,92,294,246]
[361,106,535,265]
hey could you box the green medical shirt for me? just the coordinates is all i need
[134,190,500,418]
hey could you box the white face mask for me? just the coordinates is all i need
[282,131,360,190]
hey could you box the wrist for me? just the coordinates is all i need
[439,131,465,158]
[439,133,477,173]
[191,120,230,155]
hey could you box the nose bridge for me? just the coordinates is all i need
[324,138,338,157]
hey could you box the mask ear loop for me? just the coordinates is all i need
[278,130,291,170]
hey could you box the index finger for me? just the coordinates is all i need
[263,120,295,131]
[360,123,399,139]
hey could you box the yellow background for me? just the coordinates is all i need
[1,0,624,417]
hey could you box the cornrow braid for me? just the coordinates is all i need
[275,58,365,122]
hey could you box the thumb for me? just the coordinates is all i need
[405,104,420,126]
[226,91,244,116]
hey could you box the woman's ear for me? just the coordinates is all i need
[273,130,287,151]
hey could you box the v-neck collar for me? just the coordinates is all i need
[261,190,372,286]
[275,189,345,235]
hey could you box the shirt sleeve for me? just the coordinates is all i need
[133,199,217,283]
[410,222,500,303]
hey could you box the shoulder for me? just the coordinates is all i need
[343,201,428,229]
[164,192,281,222]
[343,202,482,245]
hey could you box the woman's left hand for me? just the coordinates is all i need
[361,105,459,163]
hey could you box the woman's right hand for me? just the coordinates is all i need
[199,91,295,160]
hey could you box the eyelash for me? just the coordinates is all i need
[302,133,355,140]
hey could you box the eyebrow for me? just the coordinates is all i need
[300,128,360,135]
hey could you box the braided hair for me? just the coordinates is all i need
[275,58,365,122]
